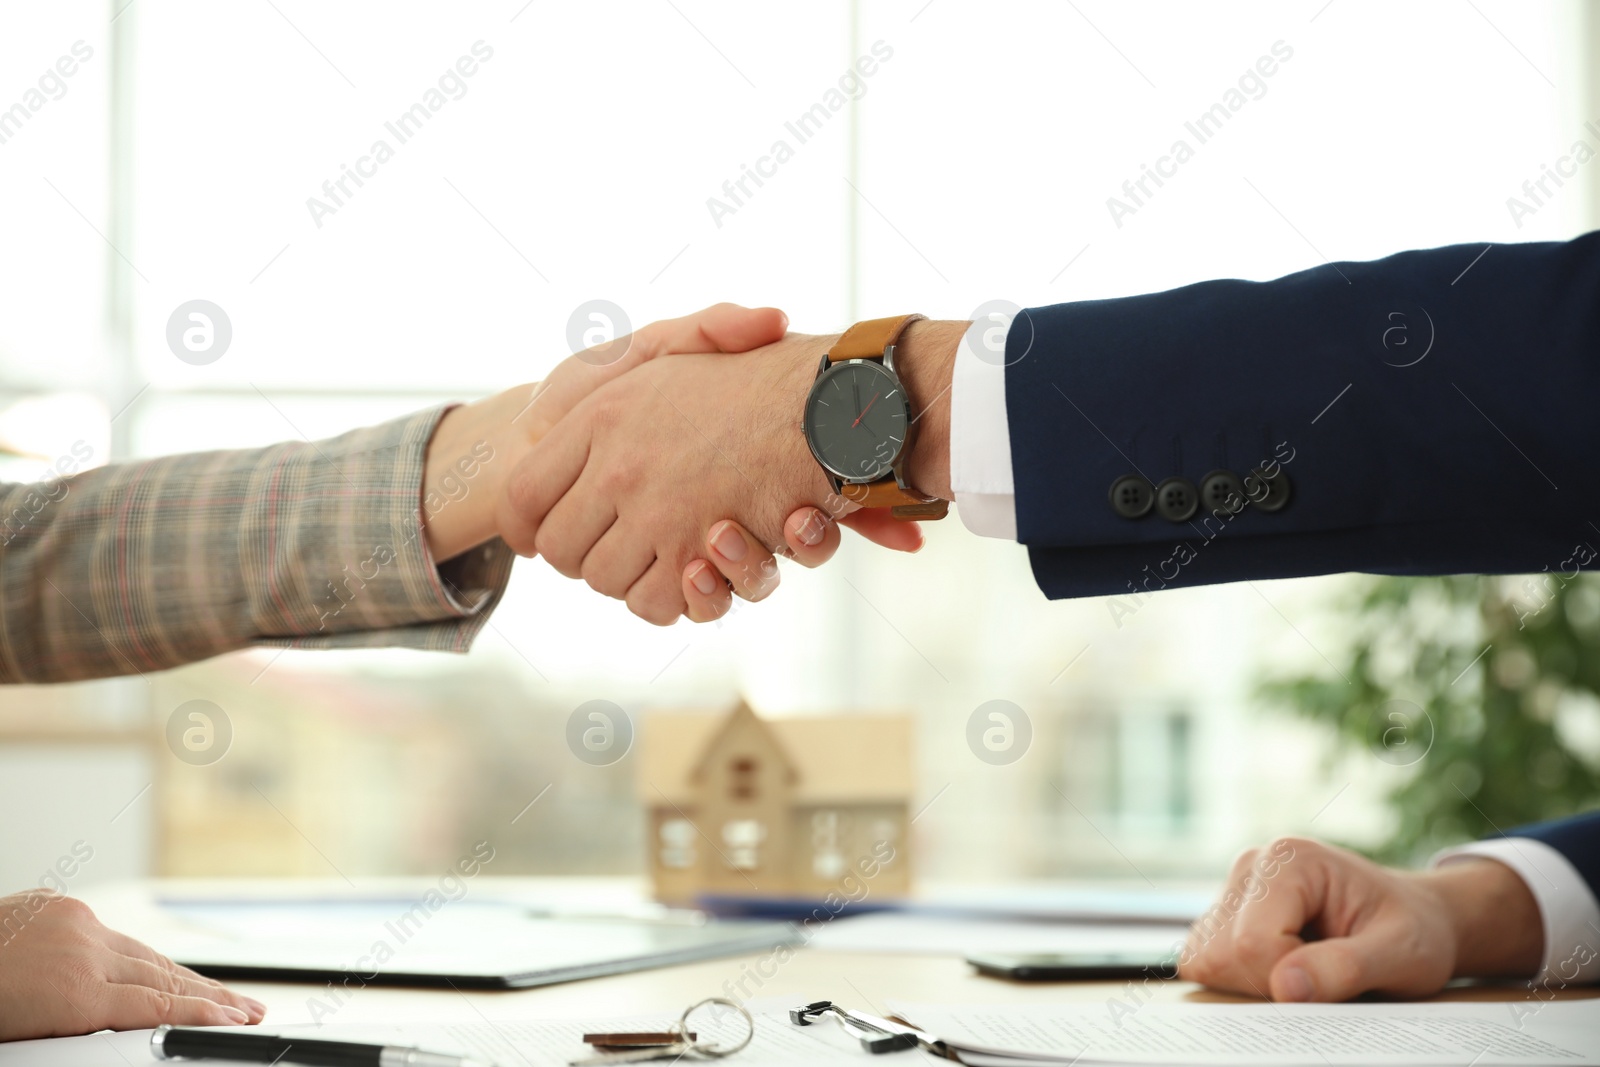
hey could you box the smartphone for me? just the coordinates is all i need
[965,951,1178,982]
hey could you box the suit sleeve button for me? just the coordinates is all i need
[1155,477,1198,522]
[1244,468,1292,512]
[1108,475,1155,519]
[1199,470,1247,515]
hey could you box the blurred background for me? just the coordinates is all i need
[2,0,1599,897]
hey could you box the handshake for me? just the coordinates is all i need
[422,304,967,625]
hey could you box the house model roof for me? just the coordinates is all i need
[638,702,914,806]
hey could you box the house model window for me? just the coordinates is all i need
[658,817,696,870]
[637,699,914,904]
[721,818,765,870]
[729,757,758,800]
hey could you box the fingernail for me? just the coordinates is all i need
[689,562,718,596]
[794,509,826,546]
[223,1006,250,1024]
[243,997,267,1015]
[1277,967,1314,1002]
[711,523,747,562]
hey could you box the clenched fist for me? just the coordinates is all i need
[1178,838,1543,1002]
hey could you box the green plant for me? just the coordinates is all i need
[1261,570,1600,864]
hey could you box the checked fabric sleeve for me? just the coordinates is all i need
[0,405,515,684]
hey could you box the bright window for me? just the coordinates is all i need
[0,0,1590,891]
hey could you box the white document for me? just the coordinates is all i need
[888,1000,1600,1066]
[0,1011,876,1067]
[9,1002,1598,1067]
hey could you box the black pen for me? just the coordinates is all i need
[150,1025,494,1067]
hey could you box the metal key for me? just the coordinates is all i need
[569,997,752,1066]
[582,1032,696,1046]
[568,1040,693,1065]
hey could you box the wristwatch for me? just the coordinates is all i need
[801,314,949,521]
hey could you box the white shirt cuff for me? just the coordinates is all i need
[949,312,1018,540]
[1433,837,1600,985]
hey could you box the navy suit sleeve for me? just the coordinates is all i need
[1511,810,1600,902]
[1006,233,1600,600]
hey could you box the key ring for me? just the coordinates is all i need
[678,997,754,1058]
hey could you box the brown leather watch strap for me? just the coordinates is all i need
[841,479,928,508]
[826,313,925,363]
[839,467,951,520]
[824,311,948,522]
[889,499,952,520]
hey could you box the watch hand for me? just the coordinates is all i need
[852,392,882,428]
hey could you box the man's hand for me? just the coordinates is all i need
[498,318,962,624]
[1179,837,1543,1001]
[497,332,832,623]
[0,892,266,1041]
[421,304,788,563]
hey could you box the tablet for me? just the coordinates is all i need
[966,951,1178,982]
[159,899,797,989]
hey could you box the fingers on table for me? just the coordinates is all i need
[103,954,263,1022]
[98,926,204,980]
[94,982,254,1030]
[97,928,266,1021]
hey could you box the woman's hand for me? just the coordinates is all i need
[423,303,788,563]
[0,891,265,1041]
[512,303,789,445]
[682,507,924,623]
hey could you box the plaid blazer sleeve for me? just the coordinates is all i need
[0,405,516,684]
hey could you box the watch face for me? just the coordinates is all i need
[803,360,911,482]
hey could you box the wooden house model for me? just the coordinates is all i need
[637,700,913,903]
